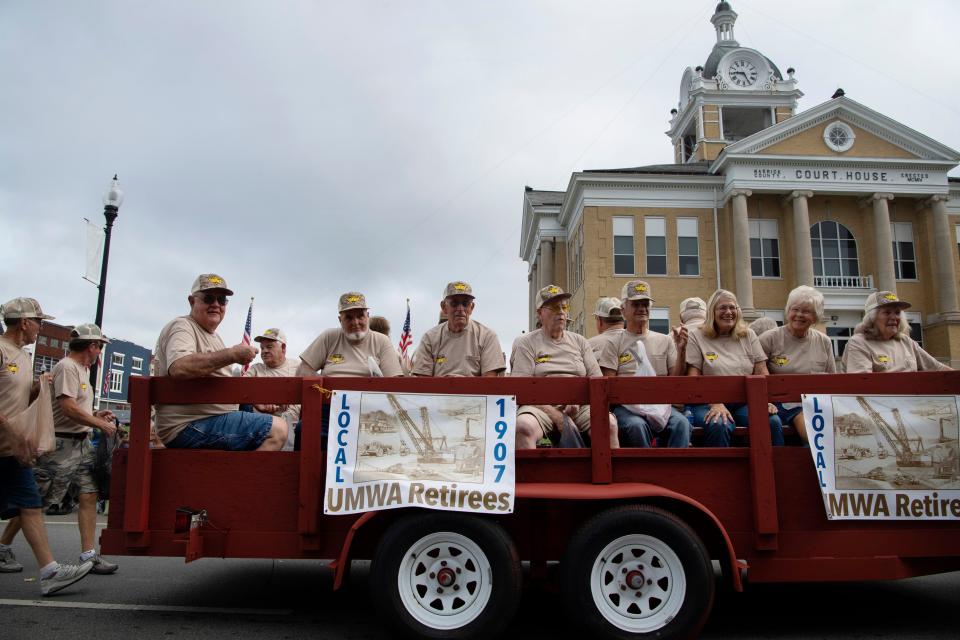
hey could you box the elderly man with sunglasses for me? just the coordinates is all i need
[510,285,619,450]
[411,281,505,377]
[153,274,288,451]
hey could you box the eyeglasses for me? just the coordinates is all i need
[446,299,473,308]
[27,317,44,327]
[542,303,571,314]
[200,294,229,305]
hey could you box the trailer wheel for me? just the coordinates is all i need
[371,513,521,639]
[561,505,714,640]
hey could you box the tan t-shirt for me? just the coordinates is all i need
[842,333,951,373]
[244,357,299,378]
[600,329,677,376]
[51,357,94,435]
[760,326,836,374]
[154,315,239,444]
[0,335,34,457]
[510,329,601,377]
[300,329,403,377]
[411,320,505,377]
[686,328,765,376]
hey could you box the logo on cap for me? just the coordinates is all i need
[346,295,361,303]
[546,286,560,295]
[208,276,223,285]
[264,329,276,336]
[633,283,647,293]
[453,283,468,292]
[882,293,898,302]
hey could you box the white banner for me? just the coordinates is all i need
[84,219,104,283]
[324,391,516,516]
[803,394,960,520]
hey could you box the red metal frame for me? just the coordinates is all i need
[101,371,960,589]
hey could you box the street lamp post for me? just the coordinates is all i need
[90,175,124,401]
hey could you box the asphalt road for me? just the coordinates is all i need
[1,515,958,639]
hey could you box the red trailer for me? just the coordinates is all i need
[101,371,960,639]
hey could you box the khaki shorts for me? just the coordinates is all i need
[517,405,592,438]
[34,434,98,505]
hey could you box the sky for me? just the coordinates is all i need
[2,0,958,363]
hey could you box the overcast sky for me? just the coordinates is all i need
[2,0,958,362]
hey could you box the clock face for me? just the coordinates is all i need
[728,59,758,87]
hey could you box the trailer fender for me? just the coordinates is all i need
[517,482,743,591]
[330,511,379,590]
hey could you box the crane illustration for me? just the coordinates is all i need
[856,397,928,468]
[387,394,451,464]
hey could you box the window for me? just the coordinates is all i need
[827,326,852,358]
[956,224,960,258]
[568,223,584,293]
[110,369,123,394]
[891,222,916,280]
[749,219,780,277]
[50,338,59,348]
[811,221,859,279]
[612,217,635,275]
[132,356,144,371]
[677,217,699,276]
[645,217,666,275]
[112,352,125,367]
[37,336,47,346]
[34,355,59,374]
[650,309,670,335]
[721,106,773,142]
[906,311,923,348]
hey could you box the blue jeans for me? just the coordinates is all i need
[690,403,784,447]
[613,406,692,448]
[167,411,273,451]
[776,404,804,426]
[1,456,43,519]
[293,403,330,452]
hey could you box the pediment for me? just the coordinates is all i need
[714,96,960,167]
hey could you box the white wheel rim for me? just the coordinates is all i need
[397,531,493,631]
[590,534,687,633]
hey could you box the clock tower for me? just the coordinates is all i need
[667,2,803,163]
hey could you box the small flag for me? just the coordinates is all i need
[398,299,413,364]
[101,353,110,398]
[241,297,254,375]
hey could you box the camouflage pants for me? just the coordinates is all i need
[33,435,98,506]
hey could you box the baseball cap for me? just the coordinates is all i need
[536,285,572,309]
[443,281,475,299]
[191,274,234,296]
[621,280,653,302]
[679,297,707,325]
[339,292,368,312]
[593,297,623,319]
[70,323,110,343]
[864,291,910,314]
[1,297,55,320]
[254,328,286,344]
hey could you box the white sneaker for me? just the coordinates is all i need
[0,547,23,573]
[41,561,93,596]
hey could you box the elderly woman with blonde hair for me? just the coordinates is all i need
[843,291,951,373]
[760,285,836,443]
[685,289,784,447]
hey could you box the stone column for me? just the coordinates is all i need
[924,195,960,319]
[528,271,535,330]
[863,193,896,292]
[540,239,554,288]
[785,190,814,287]
[730,189,755,312]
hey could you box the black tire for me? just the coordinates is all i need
[560,505,715,640]
[370,512,521,639]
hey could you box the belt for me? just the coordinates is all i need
[55,432,89,440]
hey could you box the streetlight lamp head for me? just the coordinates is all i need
[103,174,124,208]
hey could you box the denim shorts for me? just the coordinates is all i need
[1,455,43,519]
[167,411,274,451]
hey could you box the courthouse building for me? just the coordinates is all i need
[520,2,960,366]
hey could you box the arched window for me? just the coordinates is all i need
[811,221,859,280]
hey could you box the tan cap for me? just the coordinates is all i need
[621,280,653,302]
[1,297,55,320]
[254,327,286,344]
[443,281,475,299]
[679,297,707,325]
[594,297,623,319]
[339,291,368,312]
[191,274,234,296]
[70,323,110,343]
[865,291,910,314]
[536,284,572,309]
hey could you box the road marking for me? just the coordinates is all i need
[0,598,292,615]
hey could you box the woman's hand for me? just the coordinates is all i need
[704,403,733,425]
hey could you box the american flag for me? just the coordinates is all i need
[398,299,413,359]
[240,297,254,374]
